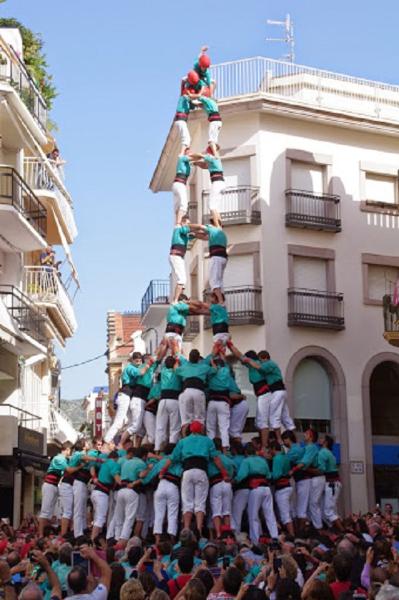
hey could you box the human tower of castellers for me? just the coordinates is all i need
[39,48,343,549]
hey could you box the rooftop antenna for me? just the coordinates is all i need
[266,13,295,63]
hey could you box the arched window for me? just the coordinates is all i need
[293,357,332,432]
[370,361,399,436]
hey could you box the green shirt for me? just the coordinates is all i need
[148,381,161,400]
[208,365,233,391]
[171,225,190,248]
[203,153,223,174]
[171,434,217,463]
[271,453,291,481]
[300,443,319,469]
[160,367,183,393]
[141,456,182,486]
[235,456,271,482]
[121,457,146,482]
[199,96,219,115]
[175,358,215,383]
[317,447,338,473]
[121,363,140,386]
[286,443,304,466]
[193,60,212,87]
[205,224,227,249]
[210,304,229,325]
[258,360,283,386]
[166,301,190,327]
[137,361,159,388]
[87,449,103,471]
[176,156,191,178]
[244,360,268,385]
[208,451,235,478]
[229,376,241,395]
[48,454,68,476]
[98,459,121,485]
[68,451,85,468]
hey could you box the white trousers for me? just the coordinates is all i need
[208,120,222,144]
[155,398,181,451]
[256,392,272,429]
[175,120,190,148]
[209,180,226,211]
[136,492,147,521]
[275,486,293,525]
[209,256,227,291]
[40,482,59,519]
[213,332,230,346]
[127,397,145,435]
[179,388,206,425]
[309,475,326,530]
[248,486,278,543]
[106,489,119,539]
[169,254,187,287]
[230,400,249,439]
[323,480,341,525]
[181,468,209,514]
[73,479,88,537]
[269,390,288,429]
[143,411,156,444]
[296,479,311,519]
[114,488,139,541]
[164,332,183,352]
[231,488,250,532]
[91,489,109,528]
[210,481,232,518]
[59,482,73,520]
[281,401,295,431]
[104,392,130,443]
[206,400,230,448]
[172,181,188,214]
[153,479,180,536]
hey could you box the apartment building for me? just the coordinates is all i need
[0,29,78,524]
[142,56,399,513]
[106,310,142,400]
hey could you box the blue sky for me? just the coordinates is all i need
[3,0,399,399]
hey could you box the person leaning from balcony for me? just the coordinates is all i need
[121,343,165,448]
[163,293,206,353]
[189,218,228,304]
[154,355,183,451]
[169,216,192,304]
[103,353,143,444]
[39,246,61,274]
[173,152,192,226]
[175,348,217,435]
[227,342,272,450]
[91,451,122,541]
[39,441,75,537]
[189,146,225,227]
[159,421,228,536]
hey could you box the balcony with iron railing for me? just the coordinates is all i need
[0,36,47,130]
[24,158,77,243]
[285,189,341,232]
[288,288,345,330]
[383,294,399,347]
[23,267,77,339]
[202,186,261,226]
[141,279,170,326]
[204,286,264,327]
[0,166,47,251]
[0,284,47,345]
[210,57,399,124]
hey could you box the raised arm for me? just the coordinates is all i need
[81,545,111,590]
[34,551,62,600]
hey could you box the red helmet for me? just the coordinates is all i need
[199,54,211,69]
[187,70,200,86]
[190,421,203,434]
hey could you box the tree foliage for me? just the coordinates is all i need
[0,17,57,109]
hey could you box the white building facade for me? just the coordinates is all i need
[0,29,78,524]
[143,57,399,514]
